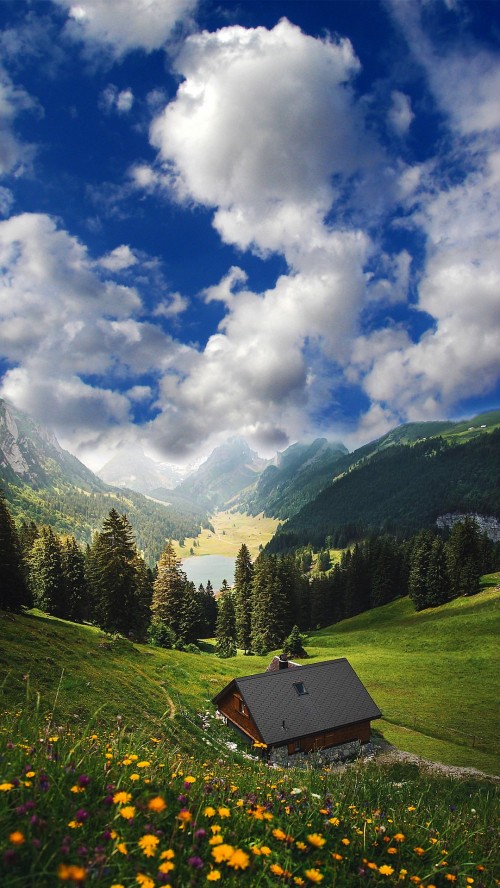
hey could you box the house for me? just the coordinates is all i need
[212,657,381,760]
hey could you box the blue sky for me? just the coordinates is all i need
[0,0,499,471]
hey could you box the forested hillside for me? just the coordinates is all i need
[266,429,500,553]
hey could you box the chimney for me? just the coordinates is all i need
[278,654,288,670]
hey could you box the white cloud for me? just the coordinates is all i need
[100,84,134,114]
[388,90,414,136]
[153,292,189,318]
[98,244,138,270]
[150,19,376,258]
[54,0,198,58]
[0,68,37,177]
[0,212,195,458]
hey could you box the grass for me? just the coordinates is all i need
[1,591,499,885]
[0,704,497,887]
[172,510,280,560]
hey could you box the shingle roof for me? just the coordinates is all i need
[213,658,381,746]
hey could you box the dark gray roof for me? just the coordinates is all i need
[213,658,381,746]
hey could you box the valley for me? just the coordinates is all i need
[172,509,280,559]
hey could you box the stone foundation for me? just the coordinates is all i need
[269,738,365,767]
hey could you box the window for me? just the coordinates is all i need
[288,740,301,755]
[237,697,249,717]
[293,682,308,696]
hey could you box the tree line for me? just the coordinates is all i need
[1,490,499,655]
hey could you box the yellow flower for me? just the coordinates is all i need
[9,831,25,846]
[113,791,132,805]
[204,806,216,817]
[111,884,125,888]
[331,853,343,861]
[294,880,305,887]
[379,865,395,876]
[209,835,224,846]
[270,864,286,876]
[444,877,457,883]
[212,844,235,864]
[26,771,35,778]
[68,820,83,829]
[148,796,166,812]
[71,785,84,794]
[119,806,136,819]
[329,817,340,826]
[296,841,308,851]
[407,806,416,812]
[57,864,87,882]
[413,847,426,856]
[0,783,14,791]
[136,875,155,888]
[116,842,128,855]
[160,849,175,860]
[388,847,398,854]
[158,861,175,873]
[178,809,192,823]
[138,834,160,857]
[137,761,150,768]
[307,833,326,848]
[410,878,422,884]
[218,806,231,818]
[227,848,250,870]
[304,869,324,884]
[207,872,221,881]
[130,773,140,781]
[185,775,196,783]
[394,833,406,842]
[341,837,350,846]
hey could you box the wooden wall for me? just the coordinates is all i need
[217,691,263,744]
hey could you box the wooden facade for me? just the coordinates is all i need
[217,688,371,755]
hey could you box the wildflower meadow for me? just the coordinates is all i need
[0,700,497,887]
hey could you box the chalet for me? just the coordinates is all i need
[212,657,381,760]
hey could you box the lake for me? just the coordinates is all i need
[181,554,236,591]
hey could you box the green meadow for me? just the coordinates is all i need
[1,587,499,887]
[172,510,280,559]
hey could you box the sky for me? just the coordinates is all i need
[0,0,499,472]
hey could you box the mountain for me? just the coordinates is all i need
[167,437,269,511]
[98,446,185,495]
[0,399,207,564]
[241,437,348,518]
[265,412,500,553]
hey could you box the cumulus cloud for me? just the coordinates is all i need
[100,84,134,114]
[97,244,138,270]
[150,19,377,258]
[0,68,37,177]
[54,0,198,58]
[0,213,195,462]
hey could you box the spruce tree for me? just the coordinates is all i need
[233,543,254,653]
[426,537,450,607]
[215,585,236,657]
[61,536,88,623]
[250,555,286,653]
[0,491,31,611]
[29,526,66,617]
[151,540,189,640]
[283,624,307,658]
[447,517,482,598]
[88,509,146,636]
[408,531,434,611]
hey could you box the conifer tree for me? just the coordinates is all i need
[283,624,307,658]
[233,543,254,653]
[426,537,450,607]
[61,536,87,622]
[29,526,66,617]
[251,555,286,653]
[215,585,236,657]
[197,582,217,637]
[151,540,189,640]
[88,509,146,636]
[408,531,434,611]
[0,491,31,611]
[447,517,482,598]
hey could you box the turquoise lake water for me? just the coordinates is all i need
[181,554,236,591]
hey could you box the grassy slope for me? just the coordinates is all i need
[172,509,280,559]
[1,584,499,775]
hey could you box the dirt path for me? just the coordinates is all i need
[131,664,177,719]
[371,737,500,783]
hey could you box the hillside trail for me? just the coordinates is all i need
[371,737,500,784]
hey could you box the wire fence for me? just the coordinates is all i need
[381,716,499,756]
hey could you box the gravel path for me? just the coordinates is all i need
[371,738,500,783]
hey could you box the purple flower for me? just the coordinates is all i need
[188,856,204,869]
[194,829,206,842]
[75,809,89,822]
[178,794,188,806]
[78,774,91,787]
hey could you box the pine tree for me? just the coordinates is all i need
[251,555,287,653]
[233,543,254,653]
[88,509,147,636]
[426,537,450,607]
[447,517,482,598]
[215,586,236,657]
[29,526,66,617]
[196,582,217,637]
[0,491,31,611]
[408,531,434,611]
[178,580,204,644]
[61,536,88,622]
[283,624,307,658]
[151,540,189,640]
